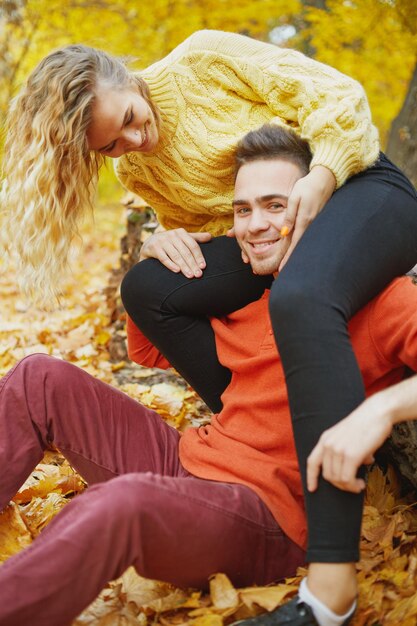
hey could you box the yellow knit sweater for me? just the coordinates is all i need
[116,30,380,236]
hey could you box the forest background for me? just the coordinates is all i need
[1,1,417,625]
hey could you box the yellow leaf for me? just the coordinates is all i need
[96,331,111,346]
[386,592,417,621]
[189,615,224,626]
[365,466,396,514]
[120,567,188,614]
[13,463,84,503]
[111,360,127,372]
[180,592,203,608]
[20,492,69,536]
[0,503,32,563]
[239,584,298,612]
[209,573,239,610]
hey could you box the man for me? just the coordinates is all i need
[0,125,416,626]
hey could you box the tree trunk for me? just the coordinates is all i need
[105,196,157,362]
[383,421,417,492]
[386,60,417,187]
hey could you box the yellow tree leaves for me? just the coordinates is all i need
[0,0,301,117]
[1,197,417,623]
[303,0,417,142]
[2,0,416,151]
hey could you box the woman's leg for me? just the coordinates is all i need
[121,236,273,413]
[269,156,417,566]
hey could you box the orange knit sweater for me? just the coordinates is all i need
[126,277,417,548]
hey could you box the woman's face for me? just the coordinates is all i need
[87,84,159,158]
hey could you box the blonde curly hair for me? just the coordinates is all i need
[0,44,159,302]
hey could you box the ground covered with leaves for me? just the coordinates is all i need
[1,204,417,625]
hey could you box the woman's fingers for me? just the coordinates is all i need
[165,236,204,277]
[279,216,311,269]
[278,167,336,270]
[140,229,211,277]
[279,196,299,242]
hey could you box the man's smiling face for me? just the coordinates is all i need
[233,158,303,276]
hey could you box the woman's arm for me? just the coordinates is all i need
[183,30,379,265]
[184,29,380,187]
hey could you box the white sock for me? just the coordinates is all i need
[298,578,356,626]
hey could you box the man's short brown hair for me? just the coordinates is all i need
[235,124,312,178]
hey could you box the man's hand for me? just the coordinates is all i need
[307,396,393,494]
[140,229,212,278]
[279,165,336,270]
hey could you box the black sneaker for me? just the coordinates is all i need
[232,595,354,626]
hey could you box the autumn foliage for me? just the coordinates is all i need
[1,204,417,625]
[1,0,416,143]
[1,1,417,624]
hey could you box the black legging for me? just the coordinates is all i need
[121,153,417,562]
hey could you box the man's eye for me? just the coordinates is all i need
[237,207,251,215]
[270,203,284,210]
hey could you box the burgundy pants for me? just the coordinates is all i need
[0,355,305,626]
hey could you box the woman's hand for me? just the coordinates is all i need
[279,165,336,270]
[306,395,393,494]
[140,229,212,278]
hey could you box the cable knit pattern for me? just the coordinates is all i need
[116,29,380,235]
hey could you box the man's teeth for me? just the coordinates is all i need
[252,242,275,249]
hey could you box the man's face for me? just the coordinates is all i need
[233,158,303,275]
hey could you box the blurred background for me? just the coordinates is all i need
[1,0,416,203]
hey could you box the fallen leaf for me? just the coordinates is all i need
[0,503,32,562]
[209,574,239,610]
[239,584,298,612]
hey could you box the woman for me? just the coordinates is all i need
[1,29,417,626]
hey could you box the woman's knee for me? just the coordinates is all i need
[121,258,190,330]
[121,260,161,313]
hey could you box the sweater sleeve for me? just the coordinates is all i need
[368,277,417,371]
[183,30,380,187]
[126,314,171,369]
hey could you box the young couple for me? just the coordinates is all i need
[1,124,417,626]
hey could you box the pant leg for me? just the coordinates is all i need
[0,473,305,626]
[269,154,417,562]
[0,353,185,510]
[121,236,273,413]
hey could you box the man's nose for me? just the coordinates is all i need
[248,210,269,232]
